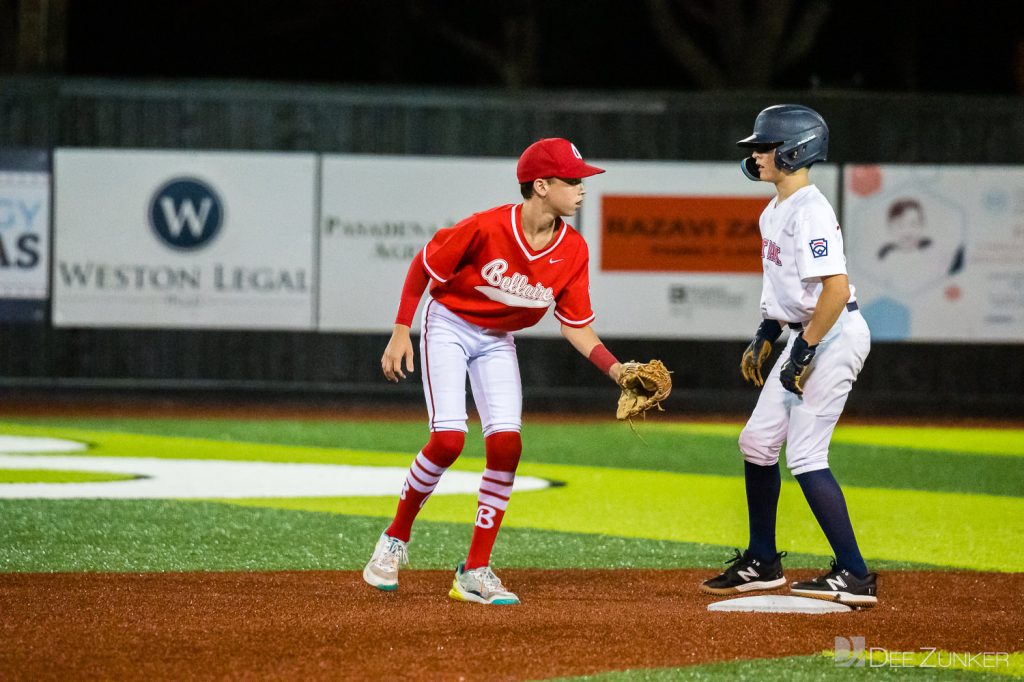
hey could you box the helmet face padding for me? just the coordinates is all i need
[737,104,829,176]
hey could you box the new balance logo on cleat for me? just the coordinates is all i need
[736,566,761,582]
[700,550,787,596]
[825,575,848,591]
[790,559,878,608]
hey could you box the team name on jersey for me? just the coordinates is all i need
[475,258,555,308]
[761,238,783,266]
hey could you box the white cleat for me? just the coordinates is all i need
[448,562,520,605]
[362,533,408,591]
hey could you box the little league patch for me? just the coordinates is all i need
[809,237,829,257]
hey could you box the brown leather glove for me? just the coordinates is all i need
[616,360,673,421]
[740,319,783,387]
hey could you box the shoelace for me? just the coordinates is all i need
[721,549,746,575]
[471,567,506,594]
[379,539,408,571]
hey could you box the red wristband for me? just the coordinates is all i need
[588,344,619,375]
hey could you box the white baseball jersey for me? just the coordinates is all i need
[741,183,871,474]
[757,185,855,323]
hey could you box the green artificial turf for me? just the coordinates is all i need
[0,418,1020,571]
[0,469,136,483]
[0,499,931,573]
[546,653,1014,681]
[2,417,1021,498]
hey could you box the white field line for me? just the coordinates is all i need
[0,436,550,499]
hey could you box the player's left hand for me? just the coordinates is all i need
[616,360,672,421]
[779,334,817,396]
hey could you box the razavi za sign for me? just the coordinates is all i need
[53,150,317,330]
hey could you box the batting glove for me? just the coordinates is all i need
[740,319,783,387]
[779,333,817,396]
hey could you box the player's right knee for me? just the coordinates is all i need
[423,430,465,468]
[739,427,780,466]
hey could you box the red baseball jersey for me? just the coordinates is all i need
[422,203,594,332]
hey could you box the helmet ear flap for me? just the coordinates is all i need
[741,157,760,181]
[775,145,799,172]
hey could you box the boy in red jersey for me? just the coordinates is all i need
[363,138,625,605]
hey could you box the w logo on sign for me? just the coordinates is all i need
[149,177,224,251]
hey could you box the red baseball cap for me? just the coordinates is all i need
[516,138,605,183]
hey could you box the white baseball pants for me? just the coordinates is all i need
[740,308,871,475]
[420,298,522,435]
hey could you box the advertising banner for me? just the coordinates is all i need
[580,161,840,339]
[0,150,50,322]
[54,150,317,329]
[318,155,839,339]
[318,155,516,332]
[843,165,1024,343]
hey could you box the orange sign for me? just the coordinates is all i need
[601,195,765,273]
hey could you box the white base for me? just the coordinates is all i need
[708,595,852,614]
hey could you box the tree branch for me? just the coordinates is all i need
[645,0,725,88]
[777,0,831,71]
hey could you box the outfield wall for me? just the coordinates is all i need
[0,78,1021,416]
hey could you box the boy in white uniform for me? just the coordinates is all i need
[700,105,877,607]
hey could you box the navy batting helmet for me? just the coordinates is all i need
[737,104,829,180]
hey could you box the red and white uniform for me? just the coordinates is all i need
[422,203,594,331]
[403,203,595,436]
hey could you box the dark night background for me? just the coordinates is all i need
[3,0,1022,94]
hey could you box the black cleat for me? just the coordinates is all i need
[700,549,787,595]
[790,559,878,607]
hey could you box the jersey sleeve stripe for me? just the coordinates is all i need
[554,310,595,327]
[421,249,448,283]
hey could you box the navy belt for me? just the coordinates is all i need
[788,301,858,330]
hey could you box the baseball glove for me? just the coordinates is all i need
[741,319,783,387]
[616,360,673,422]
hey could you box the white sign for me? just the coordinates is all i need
[843,165,1024,342]
[0,156,50,321]
[579,161,840,339]
[318,154,838,340]
[318,155,516,332]
[54,149,317,329]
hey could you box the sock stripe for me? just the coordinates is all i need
[483,468,515,483]
[405,473,433,494]
[478,493,509,510]
[411,461,443,485]
[479,479,512,496]
[415,453,447,476]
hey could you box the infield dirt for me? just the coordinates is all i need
[1,568,1020,680]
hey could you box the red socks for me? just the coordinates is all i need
[385,430,464,542]
[465,431,522,569]
[385,428,522,569]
